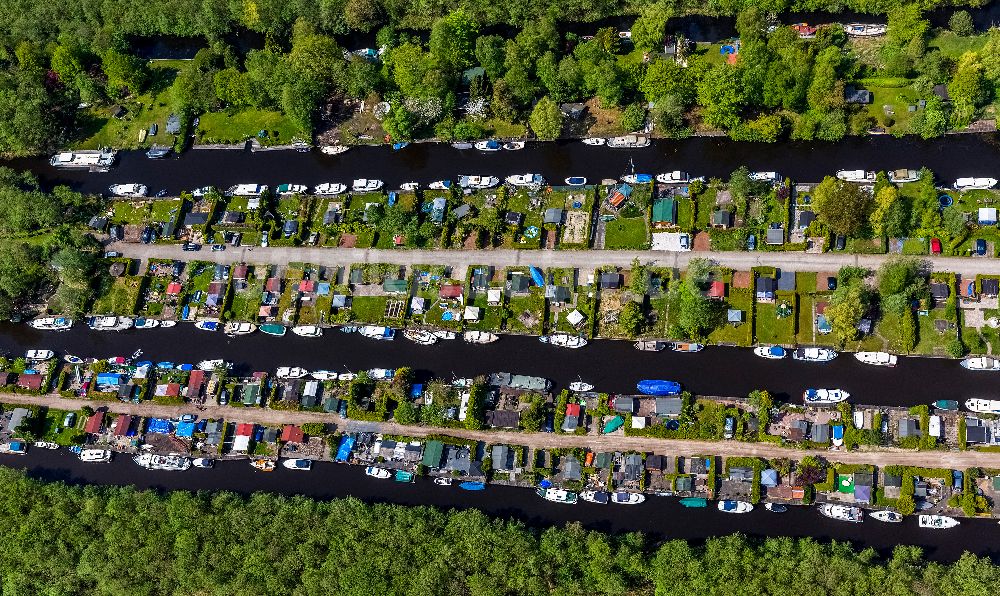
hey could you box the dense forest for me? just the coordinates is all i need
[0,469,996,595]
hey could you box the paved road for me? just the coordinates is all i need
[7,392,994,468]
[115,243,997,277]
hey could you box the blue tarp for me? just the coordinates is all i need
[147,418,174,434]
[530,266,545,286]
[636,380,682,396]
[410,384,424,398]
[176,421,196,437]
[335,435,355,462]
[96,373,125,387]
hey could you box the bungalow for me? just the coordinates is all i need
[410,296,426,314]
[505,211,523,227]
[982,278,1000,297]
[439,284,464,299]
[204,421,223,446]
[491,445,515,471]
[471,268,492,290]
[599,272,622,290]
[562,403,582,432]
[262,428,278,443]
[979,207,998,225]
[265,277,282,293]
[113,414,134,437]
[222,211,245,225]
[422,440,445,467]
[776,269,795,292]
[930,282,950,301]
[652,199,677,228]
[487,288,503,305]
[787,419,809,441]
[812,423,830,443]
[430,197,447,224]
[443,445,472,475]
[607,184,633,210]
[761,469,779,488]
[281,424,305,443]
[755,276,777,302]
[594,452,614,469]
[844,86,873,104]
[675,475,694,492]
[155,382,181,397]
[562,456,583,481]
[545,285,571,303]
[186,370,206,398]
[84,411,104,434]
[966,421,990,444]
[233,264,248,281]
[614,396,637,414]
[854,472,873,504]
[766,225,784,245]
[544,208,565,225]
[646,455,665,474]
[166,281,183,296]
[727,309,744,324]
[183,212,209,227]
[463,306,481,321]
[331,294,349,310]
[301,380,320,407]
[655,396,683,417]
[560,103,587,119]
[509,274,531,294]
[486,409,520,428]
[712,209,733,229]
[883,473,903,499]
[706,280,725,300]
[796,210,816,230]
[16,373,43,391]
[623,453,643,482]
[898,418,920,438]
[729,467,753,482]
[452,203,472,220]
[6,408,30,433]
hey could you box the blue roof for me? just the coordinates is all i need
[147,418,174,434]
[335,435,355,462]
[176,421,196,437]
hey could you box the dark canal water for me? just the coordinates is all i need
[0,448,994,562]
[0,323,988,406]
[11,135,1000,197]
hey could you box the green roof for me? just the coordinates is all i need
[593,452,614,468]
[422,440,444,467]
[242,384,261,405]
[382,279,408,293]
[652,199,676,224]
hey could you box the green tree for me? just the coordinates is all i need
[669,259,720,339]
[869,185,899,237]
[620,103,646,132]
[641,59,692,104]
[344,0,382,32]
[826,282,868,342]
[430,9,478,71]
[949,51,989,125]
[631,5,670,52]
[618,301,646,338]
[697,65,745,130]
[475,35,506,81]
[529,96,562,140]
[101,49,148,96]
[949,11,974,36]
[812,176,874,236]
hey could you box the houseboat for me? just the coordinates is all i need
[918,514,959,529]
[250,458,276,472]
[954,177,997,190]
[365,466,392,479]
[717,500,753,513]
[352,179,384,192]
[792,347,837,362]
[754,346,786,359]
[403,329,439,345]
[803,388,850,405]
[474,140,502,152]
[818,503,863,522]
[606,134,650,148]
[870,510,903,523]
[656,171,692,184]
[855,351,897,367]
[50,148,117,170]
[671,342,703,352]
[276,366,309,379]
[464,330,500,344]
[283,458,313,471]
[965,399,1000,414]
[224,321,257,336]
[108,183,148,197]
[314,182,347,195]
[226,184,267,196]
[291,325,323,338]
[835,170,877,183]
[86,316,133,331]
[844,23,887,36]
[537,487,578,504]
[260,323,287,337]
[28,316,73,331]
[612,492,645,505]
[634,340,667,351]
[505,173,545,187]
[276,184,308,196]
[539,333,588,348]
[133,452,191,471]
[359,325,395,340]
[458,175,500,189]
[961,356,1000,371]
[888,169,921,184]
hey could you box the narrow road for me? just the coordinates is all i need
[7,392,994,468]
[114,243,997,277]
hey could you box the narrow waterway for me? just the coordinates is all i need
[0,323,987,406]
[0,449,993,562]
[12,135,1000,197]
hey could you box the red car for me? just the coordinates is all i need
[931,238,942,254]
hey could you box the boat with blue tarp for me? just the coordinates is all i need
[459,481,486,491]
[636,380,681,396]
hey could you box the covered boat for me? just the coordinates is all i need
[622,173,652,184]
[194,321,219,331]
[835,169,876,183]
[764,503,788,513]
[28,316,73,331]
[564,177,587,186]
[276,183,308,195]
[458,481,486,490]
[474,139,502,152]
[359,325,395,340]
[637,380,681,396]
[580,490,609,504]
[717,500,753,513]
[754,346,786,359]
[679,497,708,508]
[803,388,850,405]
[932,399,959,411]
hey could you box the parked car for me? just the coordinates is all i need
[211,244,225,252]
[723,416,735,439]
[338,399,348,418]
[218,389,229,406]
[172,261,184,276]
[109,225,123,241]
[834,235,846,251]
[260,232,269,247]
[63,412,76,427]
[230,232,242,246]
[827,277,837,290]
[975,239,987,256]
[931,237,942,254]
[746,234,756,251]
[182,241,200,251]
[308,232,319,245]
[103,251,120,258]
[141,226,153,244]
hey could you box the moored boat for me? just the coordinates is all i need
[464,330,499,344]
[961,356,1000,371]
[320,145,349,155]
[25,349,54,361]
[622,173,653,184]
[457,175,500,189]
[754,346,786,359]
[564,177,588,186]
[403,329,439,345]
[192,458,214,468]
[750,171,781,183]
[226,184,267,196]
[359,325,395,340]
[474,140,502,152]
[250,458,276,472]
[365,466,391,479]
[310,370,339,381]
[367,368,395,380]
[224,321,257,336]
[87,316,133,331]
[33,441,58,450]
[835,169,876,183]
[888,169,920,184]
[655,171,691,184]
[932,399,959,411]
[954,177,997,190]
[428,180,452,190]
[818,503,863,522]
[108,183,148,197]
[855,351,897,367]
[77,448,112,463]
[606,134,650,148]
[580,490,609,504]
[569,381,594,392]
[965,399,1000,413]
[870,510,903,523]
[539,333,587,348]
[803,388,850,405]
[671,342,703,353]
[50,148,116,170]
[28,316,73,331]
[537,487,578,504]
[612,491,645,505]
[503,141,525,150]
[505,173,545,187]
[194,321,219,331]
[259,323,287,337]
[633,340,667,351]
[582,137,606,146]
[458,481,486,490]
[400,182,419,191]
[432,330,457,340]
[64,355,84,364]
[843,23,887,36]
[160,321,177,328]
[291,325,323,338]
[276,366,309,379]
[919,514,959,529]
[134,452,191,471]
[283,458,313,471]
[433,477,453,486]
[276,183,308,196]
[764,503,787,513]
[352,179,384,192]
[196,359,228,371]
[679,497,708,508]
[133,318,159,329]
[394,470,414,482]
[314,182,347,195]
[637,380,681,396]
[792,347,837,362]
[717,500,753,513]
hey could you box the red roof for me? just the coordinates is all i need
[187,370,205,391]
[816,301,828,314]
[166,282,182,295]
[113,414,133,437]
[299,279,315,292]
[236,423,254,437]
[252,372,267,380]
[84,412,104,434]
[707,281,725,298]
[565,403,581,417]
[233,264,248,279]
[280,425,305,443]
[265,278,282,292]
[439,284,463,298]
[16,373,43,390]
[164,383,181,396]
[610,191,627,208]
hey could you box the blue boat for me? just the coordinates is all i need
[388,191,397,206]
[529,266,545,287]
[181,305,190,320]
[459,481,486,491]
[636,379,682,396]
[392,142,409,150]
[177,363,194,371]
[156,362,175,370]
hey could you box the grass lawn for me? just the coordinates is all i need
[695,188,717,229]
[92,276,144,315]
[74,63,181,150]
[707,290,753,346]
[465,292,505,332]
[913,308,959,356]
[756,301,797,345]
[350,296,389,323]
[929,31,988,60]
[39,408,85,446]
[151,198,184,225]
[482,118,528,138]
[230,278,264,321]
[196,110,304,146]
[796,293,817,344]
[901,238,927,255]
[677,198,695,231]
[604,217,649,249]
[112,201,150,224]
[866,86,921,133]
[507,290,546,334]
[795,272,817,293]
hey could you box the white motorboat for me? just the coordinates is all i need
[474,140,502,152]
[961,356,1000,371]
[197,359,229,371]
[314,182,347,195]
[338,372,357,381]
[579,490,609,504]
[310,370,339,381]
[352,179,384,192]
[428,180,452,190]
[919,515,959,529]
[634,340,667,352]
[965,399,1000,413]
[717,500,753,513]
[25,349,54,361]
[754,346,786,359]
[63,355,84,364]
[505,173,545,187]
[855,351,897,367]
[888,169,920,184]
[192,458,214,468]
[655,171,691,184]
[133,318,159,329]
[793,347,837,362]
[108,183,148,197]
[133,452,191,471]
[452,378,474,388]
[194,321,219,332]
[399,182,419,191]
[33,441,58,450]
[537,487,578,504]
[28,316,73,331]
[191,186,215,197]
[87,316,133,331]
[160,320,177,328]
[282,458,313,471]
[764,503,788,513]
[569,381,594,392]
[276,183,308,196]
[432,330,457,340]
[749,171,781,183]
[853,411,864,428]
[844,23,887,36]
[358,325,395,340]
[457,175,500,189]
[403,329,439,345]
[539,333,587,349]
[50,149,116,170]
[433,477,453,486]
[78,449,112,463]
[582,138,606,146]
[226,184,267,196]
[818,503,863,522]
[835,170,877,183]
[564,177,588,186]
[291,325,323,338]
[365,466,391,479]
[606,134,650,148]
[224,321,257,336]
[276,366,309,379]
[622,174,653,185]
[612,491,645,505]
[320,145,349,155]
[367,368,395,380]
[464,330,499,344]
[803,388,850,405]
[954,177,997,191]
[503,141,525,150]
[870,510,903,523]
